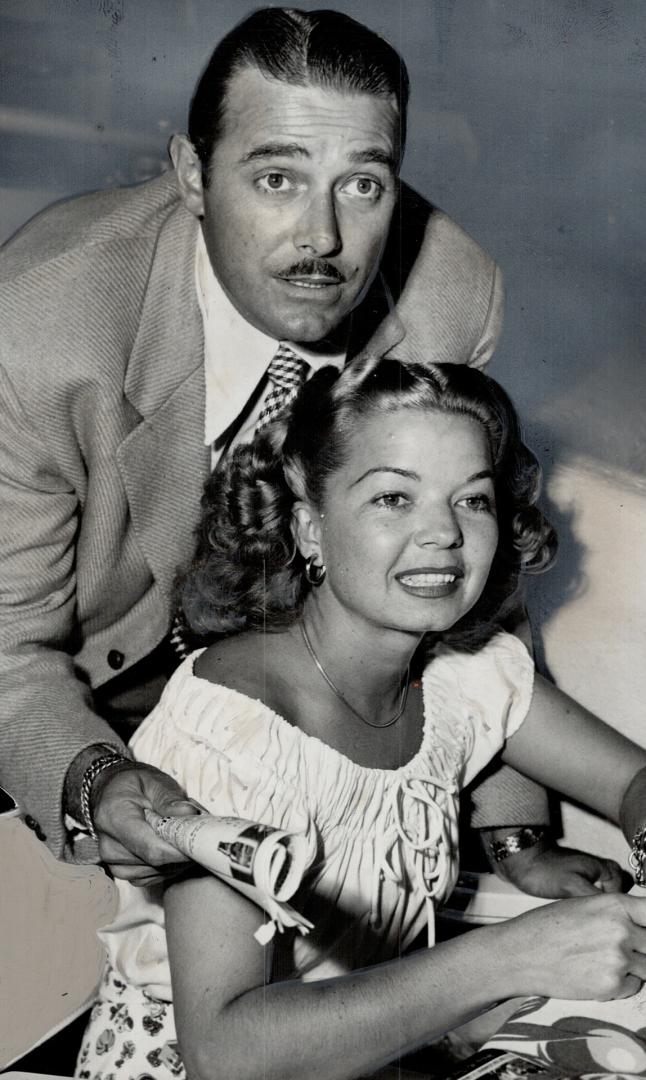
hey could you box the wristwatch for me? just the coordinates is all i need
[488,826,547,863]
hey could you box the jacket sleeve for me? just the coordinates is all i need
[468,763,551,828]
[382,193,508,371]
[468,261,505,370]
[0,364,127,859]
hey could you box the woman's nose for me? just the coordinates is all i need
[414,507,463,549]
[293,192,341,257]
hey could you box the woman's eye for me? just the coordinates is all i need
[458,494,493,512]
[342,176,382,199]
[374,492,409,509]
[257,173,293,193]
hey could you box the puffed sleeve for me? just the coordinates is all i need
[100,656,316,999]
[422,631,535,789]
[131,653,314,839]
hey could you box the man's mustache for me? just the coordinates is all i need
[276,259,345,283]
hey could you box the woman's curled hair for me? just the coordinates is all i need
[178,357,557,647]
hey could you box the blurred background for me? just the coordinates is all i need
[1,0,645,857]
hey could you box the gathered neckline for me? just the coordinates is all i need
[179,648,436,779]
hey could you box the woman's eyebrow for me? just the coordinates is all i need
[464,470,494,483]
[350,466,420,487]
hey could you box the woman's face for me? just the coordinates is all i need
[307,406,500,636]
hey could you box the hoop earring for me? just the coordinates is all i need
[304,554,326,586]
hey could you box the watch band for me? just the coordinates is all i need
[488,826,547,864]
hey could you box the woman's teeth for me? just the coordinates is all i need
[399,573,457,586]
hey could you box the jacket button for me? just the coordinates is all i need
[24,814,38,829]
[107,649,125,670]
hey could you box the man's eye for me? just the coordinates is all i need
[257,173,293,193]
[342,177,382,199]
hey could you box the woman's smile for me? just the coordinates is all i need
[395,565,464,598]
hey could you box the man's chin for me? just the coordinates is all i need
[271,308,350,346]
[259,277,362,344]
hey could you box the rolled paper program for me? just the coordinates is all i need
[144,808,314,944]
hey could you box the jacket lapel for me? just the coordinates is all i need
[117,201,210,600]
[348,183,437,362]
[347,271,405,361]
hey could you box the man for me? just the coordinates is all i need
[0,8,620,896]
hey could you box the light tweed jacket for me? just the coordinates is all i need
[0,170,523,857]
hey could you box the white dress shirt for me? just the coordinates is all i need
[195,231,346,469]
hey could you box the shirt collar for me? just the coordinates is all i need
[196,230,345,446]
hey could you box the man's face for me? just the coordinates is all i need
[193,67,400,344]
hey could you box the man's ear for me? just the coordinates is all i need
[169,134,205,220]
[291,502,324,563]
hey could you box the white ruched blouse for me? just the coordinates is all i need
[99,631,534,1000]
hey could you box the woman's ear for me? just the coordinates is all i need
[291,501,324,563]
[169,134,205,219]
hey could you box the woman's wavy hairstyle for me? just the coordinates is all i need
[178,356,557,650]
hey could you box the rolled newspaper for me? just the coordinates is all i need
[145,809,314,945]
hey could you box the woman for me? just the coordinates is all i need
[77,358,646,1080]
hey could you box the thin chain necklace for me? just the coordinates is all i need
[300,620,409,729]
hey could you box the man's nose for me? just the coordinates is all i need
[293,192,341,257]
[414,506,463,549]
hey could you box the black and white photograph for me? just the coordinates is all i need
[1,3,645,1078]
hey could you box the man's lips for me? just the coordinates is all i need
[278,280,341,289]
[395,565,464,598]
[274,259,347,290]
[278,275,343,289]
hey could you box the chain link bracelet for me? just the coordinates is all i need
[629,824,646,887]
[79,750,131,840]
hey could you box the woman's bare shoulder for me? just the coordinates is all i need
[193,631,294,704]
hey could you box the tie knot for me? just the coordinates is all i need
[267,344,309,391]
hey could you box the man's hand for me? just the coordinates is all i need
[485,835,627,898]
[92,760,201,886]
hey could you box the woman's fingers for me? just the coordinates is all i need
[497,893,646,1001]
[625,895,646,926]
[614,973,643,999]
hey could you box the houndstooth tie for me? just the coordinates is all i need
[255,344,309,434]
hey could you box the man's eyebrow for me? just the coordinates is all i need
[348,148,397,172]
[238,144,397,170]
[351,466,420,487]
[239,142,309,164]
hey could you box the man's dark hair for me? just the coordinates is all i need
[188,7,410,184]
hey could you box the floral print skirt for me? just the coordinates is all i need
[75,963,185,1079]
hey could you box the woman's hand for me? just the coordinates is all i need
[493,892,646,1001]
[491,840,627,897]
